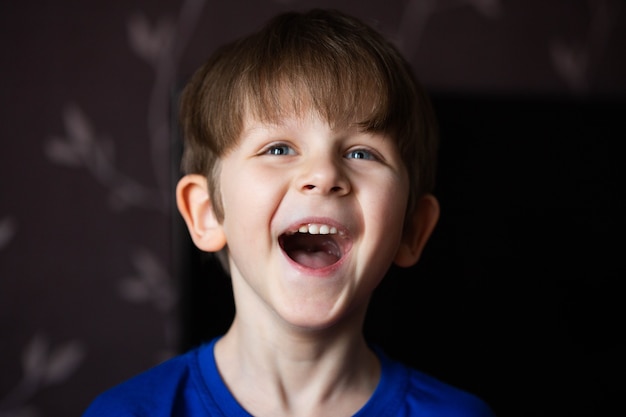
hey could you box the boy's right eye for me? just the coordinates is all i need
[264,144,295,156]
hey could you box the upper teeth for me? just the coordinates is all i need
[298,224,338,235]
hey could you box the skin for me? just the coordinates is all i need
[177,111,440,417]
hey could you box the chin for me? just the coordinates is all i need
[275,298,363,334]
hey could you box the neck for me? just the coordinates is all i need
[214,312,380,417]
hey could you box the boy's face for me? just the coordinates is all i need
[217,112,411,330]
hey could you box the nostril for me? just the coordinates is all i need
[301,184,347,193]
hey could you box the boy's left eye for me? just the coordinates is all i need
[345,149,377,160]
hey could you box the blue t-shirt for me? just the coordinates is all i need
[83,338,495,416]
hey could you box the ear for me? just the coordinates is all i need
[176,174,226,252]
[394,194,440,267]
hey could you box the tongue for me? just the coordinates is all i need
[281,234,341,269]
[290,249,339,269]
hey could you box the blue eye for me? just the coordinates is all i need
[346,149,376,160]
[265,144,295,156]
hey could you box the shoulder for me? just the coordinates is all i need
[366,349,495,417]
[82,347,203,417]
[403,367,495,417]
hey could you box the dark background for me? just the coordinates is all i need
[1,1,624,416]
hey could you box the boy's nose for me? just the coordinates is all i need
[297,157,350,196]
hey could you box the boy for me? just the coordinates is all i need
[83,9,495,417]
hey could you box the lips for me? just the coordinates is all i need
[279,222,352,270]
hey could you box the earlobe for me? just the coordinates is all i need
[176,174,226,252]
[394,194,440,267]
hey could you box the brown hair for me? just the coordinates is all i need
[179,8,438,222]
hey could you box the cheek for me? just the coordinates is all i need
[363,175,408,221]
[219,166,254,237]
[220,168,285,234]
[358,177,409,266]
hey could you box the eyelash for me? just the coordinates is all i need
[262,143,380,162]
[345,149,378,161]
[264,144,295,156]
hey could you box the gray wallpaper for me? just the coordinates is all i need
[1,0,624,416]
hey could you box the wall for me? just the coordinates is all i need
[1,0,624,416]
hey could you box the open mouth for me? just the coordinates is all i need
[279,223,350,269]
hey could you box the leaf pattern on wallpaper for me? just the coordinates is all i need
[39,0,208,381]
[0,217,17,251]
[396,0,502,59]
[44,104,166,212]
[119,248,177,313]
[0,334,85,417]
[118,247,179,360]
[43,0,209,213]
[128,13,176,65]
[465,0,502,18]
[551,41,589,92]
[550,0,619,92]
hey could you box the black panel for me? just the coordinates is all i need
[173,94,626,416]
